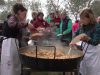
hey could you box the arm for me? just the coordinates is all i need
[85,25,100,46]
[63,20,72,35]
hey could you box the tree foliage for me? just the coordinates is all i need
[46,0,65,14]
[65,0,94,20]
[0,0,100,21]
[0,11,10,20]
[0,0,17,20]
[91,1,100,17]
[0,0,5,5]
[30,1,42,12]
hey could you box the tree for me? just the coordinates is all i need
[91,1,100,17]
[46,0,65,14]
[0,0,17,20]
[22,0,30,9]
[0,0,5,5]
[5,0,17,12]
[22,0,43,12]
[17,0,22,3]
[64,0,94,20]
[0,11,9,20]
[30,1,42,12]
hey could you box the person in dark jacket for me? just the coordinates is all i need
[1,3,28,75]
[58,11,72,46]
[70,8,100,75]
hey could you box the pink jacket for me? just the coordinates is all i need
[72,22,79,33]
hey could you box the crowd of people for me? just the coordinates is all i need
[0,3,100,75]
[30,10,72,46]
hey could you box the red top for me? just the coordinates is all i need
[53,17,61,24]
[32,18,50,28]
[72,22,79,33]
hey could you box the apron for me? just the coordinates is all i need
[1,38,21,75]
[79,41,100,75]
